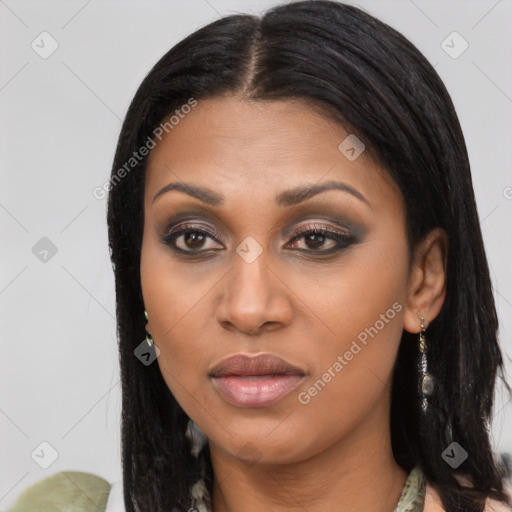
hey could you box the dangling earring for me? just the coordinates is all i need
[143,310,154,347]
[418,314,434,412]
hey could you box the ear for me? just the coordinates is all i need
[403,227,448,333]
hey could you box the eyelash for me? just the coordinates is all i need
[161,222,357,256]
[287,224,356,253]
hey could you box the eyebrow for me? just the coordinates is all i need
[152,180,369,207]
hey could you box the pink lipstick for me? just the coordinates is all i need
[209,353,306,408]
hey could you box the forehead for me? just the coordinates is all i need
[144,95,400,213]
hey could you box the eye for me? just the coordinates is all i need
[161,221,358,256]
[286,223,356,253]
[161,223,224,253]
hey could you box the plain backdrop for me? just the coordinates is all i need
[1,0,511,508]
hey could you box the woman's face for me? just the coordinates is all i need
[141,95,412,466]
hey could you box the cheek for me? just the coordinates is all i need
[296,229,409,352]
[140,225,210,339]
[293,235,409,421]
[140,230,218,410]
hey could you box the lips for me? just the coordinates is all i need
[209,354,306,408]
[209,353,305,378]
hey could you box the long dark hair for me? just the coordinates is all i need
[106,1,511,510]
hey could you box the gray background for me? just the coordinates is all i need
[1,0,511,507]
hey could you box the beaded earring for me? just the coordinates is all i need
[418,315,434,412]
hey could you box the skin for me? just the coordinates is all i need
[140,95,448,512]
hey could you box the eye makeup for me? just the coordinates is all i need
[157,207,366,259]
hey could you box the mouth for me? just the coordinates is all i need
[208,353,306,408]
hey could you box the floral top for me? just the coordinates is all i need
[394,466,426,511]
[6,466,426,512]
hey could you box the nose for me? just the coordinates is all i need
[215,246,293,337]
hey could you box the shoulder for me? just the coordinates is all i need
[484,488,512,512]
[7,471,111,512]
[424,482,512,512]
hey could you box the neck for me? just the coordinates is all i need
[209,405,407,512]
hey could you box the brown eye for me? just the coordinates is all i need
[287,224,356,253]
[162,224,224,253]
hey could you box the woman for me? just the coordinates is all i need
[8,1,511,511]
